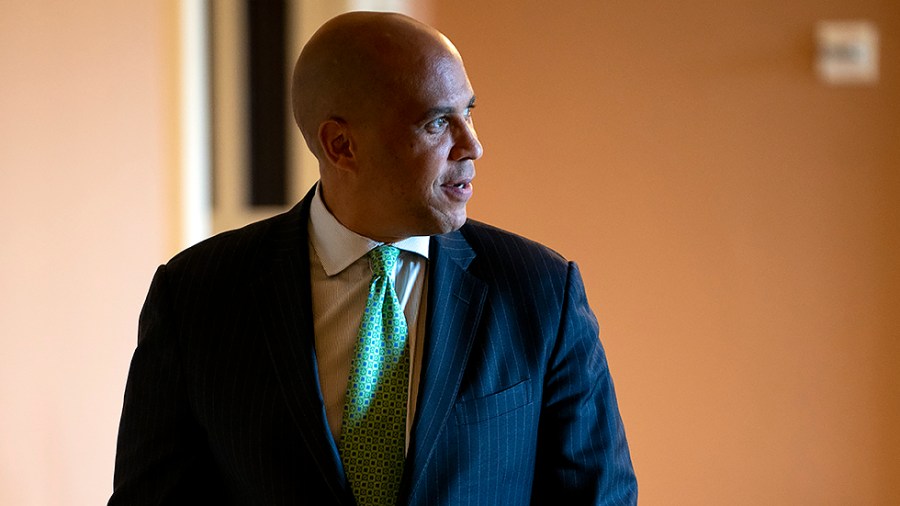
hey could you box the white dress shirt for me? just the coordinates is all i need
[308,184,429,448]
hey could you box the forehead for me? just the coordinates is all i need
[390,52,474,115]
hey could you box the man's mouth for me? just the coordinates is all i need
[440,178,474,201]
[442,176,473,189]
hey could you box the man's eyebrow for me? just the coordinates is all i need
[421,95,477,119]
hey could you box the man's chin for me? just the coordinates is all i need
[397,206,467,238]
[413,213,465,237]
[438,209,468,234]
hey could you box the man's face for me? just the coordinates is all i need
[352,52,483,241]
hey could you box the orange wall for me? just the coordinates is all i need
[431,1,899,504]
[0,1,175,504]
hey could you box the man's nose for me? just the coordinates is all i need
[450,120,483,161]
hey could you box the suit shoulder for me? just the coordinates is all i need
[164,207,298,279]
[458,219,570,275]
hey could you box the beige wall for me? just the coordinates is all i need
[431,0,899,504]
[0,1,176,504]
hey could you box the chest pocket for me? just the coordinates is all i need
[454,379,533,425]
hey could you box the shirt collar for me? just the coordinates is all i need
[309,183,430,276]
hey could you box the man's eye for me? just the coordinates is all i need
[426,117,449,132]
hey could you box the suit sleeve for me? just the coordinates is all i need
[531,262,638,505]
[109,265,227,505]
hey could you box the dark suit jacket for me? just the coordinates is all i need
[110,189,637,505]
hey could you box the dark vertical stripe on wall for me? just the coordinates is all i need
[246,0,287,206]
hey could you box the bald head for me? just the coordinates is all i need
[289,12,482,242]
[291,12,462,159]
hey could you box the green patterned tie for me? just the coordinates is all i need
[339,245,409,506]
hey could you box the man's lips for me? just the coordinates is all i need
[442,179,472,189]
[440,178,474,200]
[442,170,474,188]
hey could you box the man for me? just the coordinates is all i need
[110,11,636,506]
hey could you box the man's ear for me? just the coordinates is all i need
[318,118,356,171]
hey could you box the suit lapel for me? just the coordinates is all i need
[402,227,488,501]
[251,191,353,504]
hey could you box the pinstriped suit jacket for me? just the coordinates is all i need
[110,189,637,505]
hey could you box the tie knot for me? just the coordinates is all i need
[368,245,400,278]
